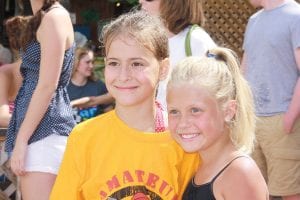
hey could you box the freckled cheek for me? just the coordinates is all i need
[168,118,179,135]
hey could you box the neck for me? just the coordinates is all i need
[30,0,44,14]
[263,0,289,10]
[115,99,156,132]
[194,141,240,185]
[71,73,88,86]
[200,131,237,167]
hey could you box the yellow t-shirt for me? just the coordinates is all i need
[50,110,199,200]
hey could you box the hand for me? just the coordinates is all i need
[10,140,28,176]
[283,112,296,134]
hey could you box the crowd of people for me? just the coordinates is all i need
[0,0,299,199]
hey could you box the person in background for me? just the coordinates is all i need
[0,16,23,128]
[67,47,113,123]
[242,0,300,199]
[167,48,268,200]
[0,59,22,127]
[4,0,76,199]
[139,0,216,111]
[50,10,199,200]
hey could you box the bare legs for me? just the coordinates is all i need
[20,172,56,200]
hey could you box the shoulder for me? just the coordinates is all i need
[215,156,268,199]
[39,5,72,32]
[191,27,216,45]
[96,79,105,85]
[43,5,70,21]
[90,80,105,87]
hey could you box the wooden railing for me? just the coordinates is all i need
[0,128,19,200]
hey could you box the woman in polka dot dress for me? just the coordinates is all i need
[4,0,75,199]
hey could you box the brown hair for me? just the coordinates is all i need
[100,10,169,61]
[72,47,97,82]
[5,0,59,50]
[160,0,205,34]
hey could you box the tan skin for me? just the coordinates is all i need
[0,60,22,127]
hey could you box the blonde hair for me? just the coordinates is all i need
[72,47,97,82]
[168,47,256,153]
[100,10,169,61]
[160,0,205,34]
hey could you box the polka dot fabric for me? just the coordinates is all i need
[5,40,76,152]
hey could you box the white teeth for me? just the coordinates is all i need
[180,133,198,139]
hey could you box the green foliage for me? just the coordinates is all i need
[80,9,100,24]
[94,56,105,82]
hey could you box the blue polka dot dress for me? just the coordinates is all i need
[5,40,76,152]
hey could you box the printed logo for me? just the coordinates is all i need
[99,170,179,200]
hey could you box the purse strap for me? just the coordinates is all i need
[185,24,199,57]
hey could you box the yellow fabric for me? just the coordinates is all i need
[50,110,199,200]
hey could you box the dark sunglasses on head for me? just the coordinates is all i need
[145,0,154,2]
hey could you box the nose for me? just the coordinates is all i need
[177,114,191,130]
[118,65,132,81]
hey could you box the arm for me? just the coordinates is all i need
[75,93,114,108]
[284,47,300,133]
[10,10,72,175]
[70,97,91,107]
[0,71,11,127]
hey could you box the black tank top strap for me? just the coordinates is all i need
[211,155,247,183]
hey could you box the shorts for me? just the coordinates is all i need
[252,114,300,196]
[25,134,68,175]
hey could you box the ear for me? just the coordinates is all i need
[158,58,170,81]
[224,100,237,122]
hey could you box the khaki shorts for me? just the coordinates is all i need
[252,114,300,196]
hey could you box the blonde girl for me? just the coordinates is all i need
[167,47,269,200]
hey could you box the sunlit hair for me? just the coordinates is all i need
[167,47,256,153]
[5,0,59,50]
[159,0,205,34]
[72,47,97,82]
[100,10,169,61]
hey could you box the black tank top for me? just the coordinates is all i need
[182,156,245,200]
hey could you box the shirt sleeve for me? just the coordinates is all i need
[50,129,83,200]
[176,151,200,198]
